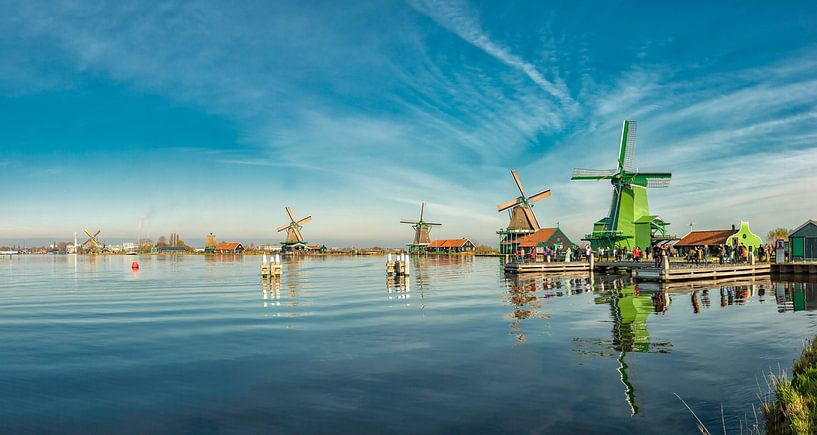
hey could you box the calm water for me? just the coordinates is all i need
[1,255,816,433]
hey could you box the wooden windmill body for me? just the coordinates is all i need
[496,170,551,255]
[277,207,312,252]
[82,229,103,254]
[400,202,441,254]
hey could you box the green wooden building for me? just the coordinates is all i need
[789,220,817,261]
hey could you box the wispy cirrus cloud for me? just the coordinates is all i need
[408,0,573,108]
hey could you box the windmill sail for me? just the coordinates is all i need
[572,168,618,179]
[619,120,637,171]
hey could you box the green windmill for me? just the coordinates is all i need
[572,120,672,250]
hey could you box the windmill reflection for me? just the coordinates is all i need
[504,273,592,344]
[572,278,672,415]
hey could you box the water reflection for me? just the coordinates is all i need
[775,281,817,312]
[261,278,282,307]
[258,258,311,317]
[503,274,593,344]
[386,275,411,301]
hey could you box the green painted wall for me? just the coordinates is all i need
[726,221,763,250]
[792,237,804,257]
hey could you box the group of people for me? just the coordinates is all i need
[585,245,666,264]
[685,243,775,265]
[517,241,780,266]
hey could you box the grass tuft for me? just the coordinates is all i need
[763,339,817,434]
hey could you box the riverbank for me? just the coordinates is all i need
[764,338,817,433]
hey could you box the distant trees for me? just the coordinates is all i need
[470,240,498,255]
[767,227,791,243]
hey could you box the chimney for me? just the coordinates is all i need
[731,224,736,231]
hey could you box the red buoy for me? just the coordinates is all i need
[131,261,139,270]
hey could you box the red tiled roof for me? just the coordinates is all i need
[428,239,471,248]
[518,228,558,248]
[215,242,242,251]
[675,230,736,247]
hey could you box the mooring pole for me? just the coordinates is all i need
[662,254,670,281]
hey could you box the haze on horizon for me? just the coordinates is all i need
[2,0,816,248]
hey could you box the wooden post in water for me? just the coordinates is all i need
[386,253,395,275]
[402,253,410,276]
[261,254,270,277]
[387,253,410,276]
[261,254,282,279]
[662,254,670,282]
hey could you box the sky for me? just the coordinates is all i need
[1,0,817,247]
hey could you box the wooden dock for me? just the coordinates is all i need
[503,261,591,273]
[636,263,770,282]
[505,256,774,283]
[772,262,817,275]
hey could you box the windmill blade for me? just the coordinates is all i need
[527,189,552,203]
[84,229,94,238]
[400,220,419,225]
[93,230,101,238]
[645,178,671,188]
[276,224,290,232]
[511,170,525,196]
[419,202,425,221]
[293,226,304,243]
[285,207,296,222]
[618,120,637,171]
[425,222,442,226]
[297,215,312,226]
[497,198,523,212]
[571,168,618,180]
[632,172,672,188]
[522,206,540,231]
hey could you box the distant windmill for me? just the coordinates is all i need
[497,169,551,231]
[496,170,551,255]
[82,229,103,254]
[277,207,312,245]
[400,202,442,253]
[571,120,672,250]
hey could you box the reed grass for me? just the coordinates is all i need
[763,339,817,434]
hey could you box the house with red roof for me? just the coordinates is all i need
[515,227,576,260]
[427,239,475,253]
[674,229,737,252]
[214,242,245,254]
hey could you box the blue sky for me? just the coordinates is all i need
[2,0,816,247]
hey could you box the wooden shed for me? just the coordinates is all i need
[789,220,817,261]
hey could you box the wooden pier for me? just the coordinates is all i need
[505,254,773,283]
[635,263,771,282]
[503,261,591,273]
[772,262,817,275]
